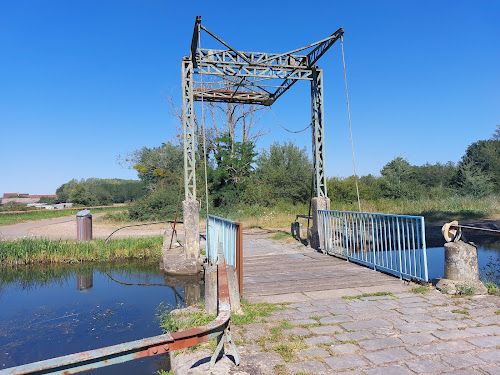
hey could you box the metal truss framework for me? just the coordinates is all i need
[182,15,344,199]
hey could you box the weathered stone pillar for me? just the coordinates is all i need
[161,200,201,275]
[308,197,330,250]
[436,241,488,295]
[182,199,200,259]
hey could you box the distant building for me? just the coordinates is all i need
[1,192,58,205]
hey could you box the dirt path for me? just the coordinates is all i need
[0,214,171,240]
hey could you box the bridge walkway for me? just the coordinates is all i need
[242,232,413,303]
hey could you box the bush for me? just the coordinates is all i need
[128,187,181,221]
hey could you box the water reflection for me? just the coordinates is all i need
[77,272,93,291]
[0,261,203,374]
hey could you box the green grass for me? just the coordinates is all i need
[0,236,163,266]
[231,300,279,325]
[270,231,293,241]
[412,286,430,294]
[156,303,216,333]
[0,206,122,227]
[342,292,394,300]
[452,309,470,315]
[457,284,476,296]
[483,282,499,295]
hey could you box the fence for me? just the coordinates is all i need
[206,215,243,293]
[318,210,428,282]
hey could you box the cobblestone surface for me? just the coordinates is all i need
[171,290,500,374]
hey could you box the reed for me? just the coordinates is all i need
[0,236,163,266]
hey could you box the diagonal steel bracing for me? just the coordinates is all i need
[182,16,343,200]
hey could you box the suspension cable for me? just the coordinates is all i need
[268,106,312,134]
[341,36,362,212]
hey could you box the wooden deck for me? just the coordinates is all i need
[242,233,413,303]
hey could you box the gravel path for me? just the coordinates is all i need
[0,214,171,240]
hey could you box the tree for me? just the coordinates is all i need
[380,157,422,199]
[455,139,499,195]
[68,184,89,205]
[255,141,312,205]
[492,124,500,141]
[118,142,183,188]
[208,133,257,208]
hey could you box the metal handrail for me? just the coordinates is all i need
[318,210,428,282]
[0,254,239,374]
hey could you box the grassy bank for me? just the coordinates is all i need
[0,236,163,266]
[208,196,500,231]
[0,206,124,227]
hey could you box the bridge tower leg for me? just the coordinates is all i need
[181,57,200,262]
[309,67,330,249]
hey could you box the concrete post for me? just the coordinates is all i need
[308,197,330,250]
[436,241,488,295]
[182,199,200,260]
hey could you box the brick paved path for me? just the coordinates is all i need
[172,289,499,374]
[171,234,499,374]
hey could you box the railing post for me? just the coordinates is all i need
[235,222,243,295]
[371,215,376,271]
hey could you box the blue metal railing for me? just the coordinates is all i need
[206,215,237,267]
[318,210,428,281]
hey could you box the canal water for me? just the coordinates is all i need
[426,239,500,282]
[0,261,203,374]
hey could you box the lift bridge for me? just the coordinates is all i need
[185,16,428,284]
[0,16,428,375]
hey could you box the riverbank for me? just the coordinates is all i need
[0,236,163,266]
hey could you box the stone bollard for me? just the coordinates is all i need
[308,197,330,250]
[436,241,487,295]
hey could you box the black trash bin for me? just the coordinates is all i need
[76,209,92,241]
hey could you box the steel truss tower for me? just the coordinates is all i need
[182,16,344,200]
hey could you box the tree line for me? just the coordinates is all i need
[122,123,499,220]
[55,178,147,206]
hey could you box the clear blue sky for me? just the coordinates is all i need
[1,0,498,195]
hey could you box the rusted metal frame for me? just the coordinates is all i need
[190,15,201,67]
[196,62,314,80]
[257,31,343,64]
[235,222,243,295]
[1,259,236,374]
[199,24,251,65]
[182,58,196,200]
[311,68,327,197]
[197,48,308,67]
[306,28,344,66]
[271,30,343,102]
